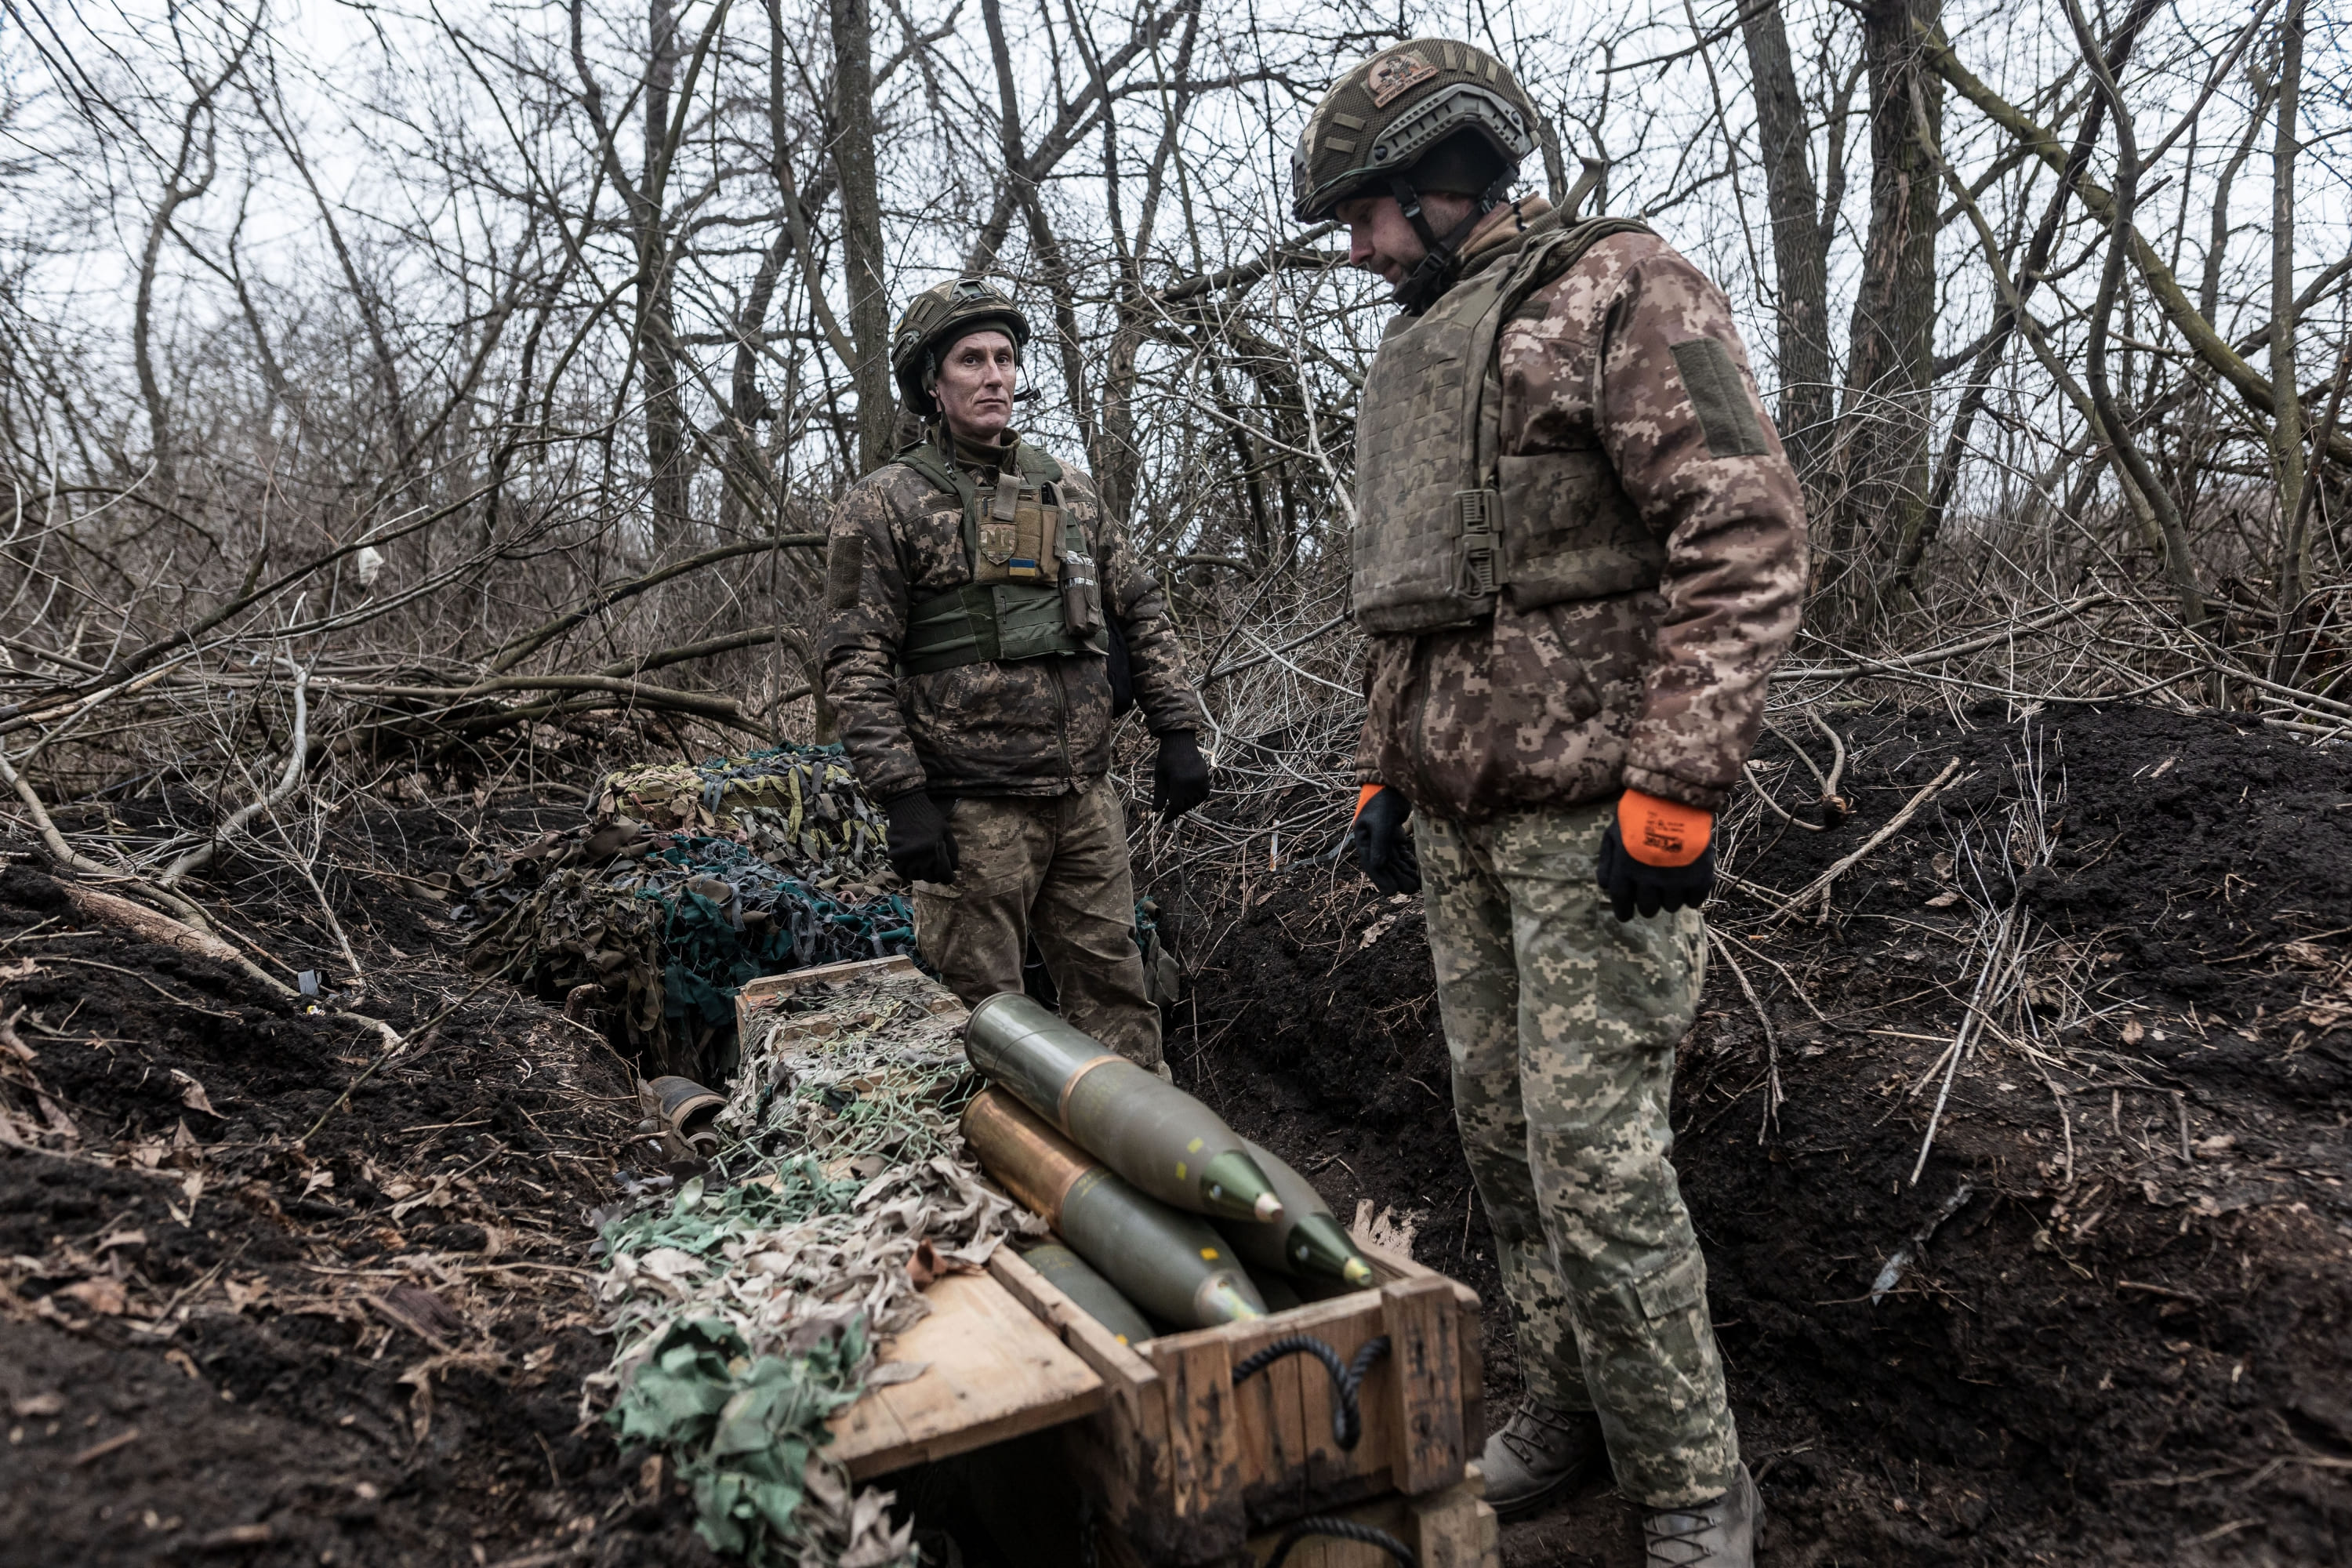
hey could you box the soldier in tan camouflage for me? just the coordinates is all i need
[819,280,1211,1071]
[1298,40,1807,1567]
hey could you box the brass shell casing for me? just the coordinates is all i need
[960,1087,1264,1330]
[966,992,1284,1225]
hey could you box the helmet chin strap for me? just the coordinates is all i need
[1387,172,1515,315]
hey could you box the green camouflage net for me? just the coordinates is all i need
[593,971,1042,1568]
[598,747,891,884]
[459,745,917,1080]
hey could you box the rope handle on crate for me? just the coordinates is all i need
[1229,1334,1391,1450]
[1264,1516,1419,1568]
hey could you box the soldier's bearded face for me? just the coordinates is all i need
[935,331,1019,443]
[1334,191,1477,287]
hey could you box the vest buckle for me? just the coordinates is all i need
[1453,488,1500,597]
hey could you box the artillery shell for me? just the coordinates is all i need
[961,1088,1264,1330]
[1215,1138,1378,1290]
[964,992,1283,1225]
[1018,1242,1156,1346]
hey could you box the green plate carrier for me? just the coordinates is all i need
[894,439,1106,677]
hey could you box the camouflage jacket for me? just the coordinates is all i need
[1353,209,1807,818]
[821,433,1208,802]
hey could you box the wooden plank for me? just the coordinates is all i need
[1148,1331,1247,1530]
[993,1251,1182,1563]
[828,1269,1104,1479]
[1381,1275,1466,1495]
[733,954,928,1036]
[989,1248,1159,1392]
[1280,1290,1393,1504]
[1450,1279,1485,1465]
[1409,1479,1497,1568]
[1230,1478,1497,1568]
[1360,1244,1485,1454]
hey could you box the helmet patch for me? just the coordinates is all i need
[1367,49,1438,108]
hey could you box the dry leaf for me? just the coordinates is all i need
[1922,891,1960,909]
[223,1277,270,1312]
[638,1247,704,1282]
[62,1279,127,1316]
[169,1070,216,1116]
[2120,1019,2146,1045]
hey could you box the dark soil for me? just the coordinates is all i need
[9,700,2347,1568]
[0,797,716,1568]
[1168,700,2352,1566]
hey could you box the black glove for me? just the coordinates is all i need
[1351,785,1421,896]
[1152,730,1210,820]
[1594,822,1716,922]
[883,791,959,886]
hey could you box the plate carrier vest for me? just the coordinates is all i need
[893,438,1107,676]
[1352,214,1665,636]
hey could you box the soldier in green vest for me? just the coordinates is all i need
[1298,40,1809,1566]
[819,279,1211,1072]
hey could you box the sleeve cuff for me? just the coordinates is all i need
[1620,763,1729,814]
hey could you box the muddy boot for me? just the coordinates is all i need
[1479,1399,1608,1519]
[1640,1463,1759,1566]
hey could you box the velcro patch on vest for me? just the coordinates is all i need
[1668,337,1769,459]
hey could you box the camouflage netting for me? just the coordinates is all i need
[459,746,915,1080]
[595,750,891,880]
[591,971,1042,1568]
[462,742,1185,1081]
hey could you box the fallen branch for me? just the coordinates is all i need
[1777,593,2117,681]
[56,879,402,1052]
[485,535,825,674]
[1759,758,1965,924]
[161,658,310,891]
[1708,930,1784,1141]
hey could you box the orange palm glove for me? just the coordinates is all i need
[1595,789,1717,920]
[1618,789,1713,867]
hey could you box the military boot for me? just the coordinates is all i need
[1479,1399,1608,1518]
[1640,1463,1759,1566]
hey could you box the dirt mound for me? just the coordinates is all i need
[0,833,713,1567]
[1171,700,2352,1566]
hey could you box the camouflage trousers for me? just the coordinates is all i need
[1416,800,1737,1508]
[911,778,1163,1068]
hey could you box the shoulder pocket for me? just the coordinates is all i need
[826,535,864,610]
[1668,338,1769,459]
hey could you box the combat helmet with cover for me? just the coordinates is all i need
[1291,39,1541,312]
[890,278,1030,416]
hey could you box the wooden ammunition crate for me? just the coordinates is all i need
[992,1244,1488,1566]
[737,957,1496,1567]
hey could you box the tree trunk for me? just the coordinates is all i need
[1737,0,1834,477]
[1894,0,2163,592]
[829,0,894,474]
[642,0,692,535]
[1830,0,1942,598]
[2267,0,2309,681]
